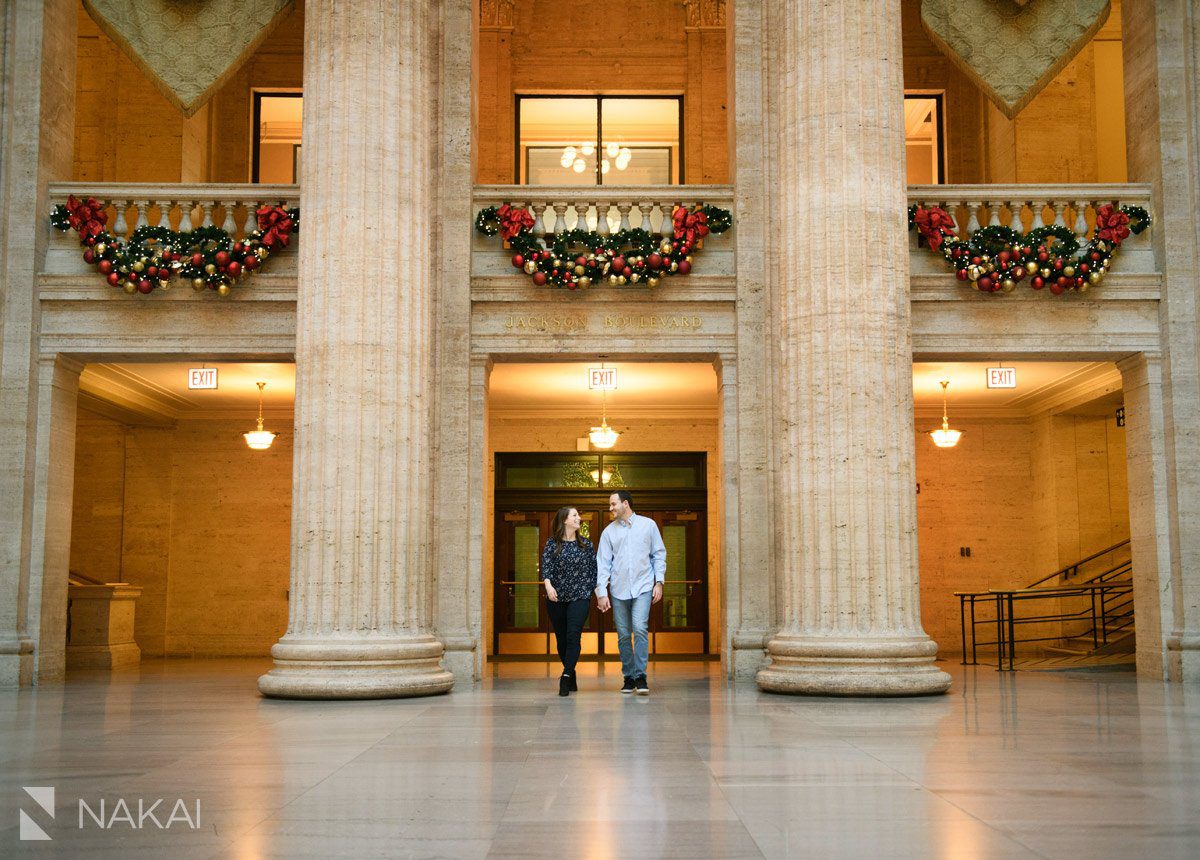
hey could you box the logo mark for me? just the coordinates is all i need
[20,786,54,841]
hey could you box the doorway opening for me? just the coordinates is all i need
[484,360,721,662]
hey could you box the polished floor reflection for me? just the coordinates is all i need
[2,659,1199,858]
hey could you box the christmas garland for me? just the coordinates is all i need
[909,203,1150,294]
[475,202,732,288]
[51,196,298,296]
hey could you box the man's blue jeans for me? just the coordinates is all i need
[611,591,652,679]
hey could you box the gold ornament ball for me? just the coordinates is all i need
[256,247,269,260]
[552,258,562,268]
[191,278,205,291]
[204,263,217,274]
[132,261,144,272]
[578,276,591,288]
[1002,278,1016,293]
[574,264,585,275]
[617,275,627,285]
[1063,265,1076,277]
[122,282,136,294]
[217,284,231,297]
[1025,261,1039,274]
[670,262,678,272]
[523,260,537,275]
[659,239,672,254]
[608,274,619,285]
[1040,267,1051,279]
[967,266,980,281]
[647,276,660,288]
[95,243,107,255]
[630,273,640,283]
[1089,271,1103,285]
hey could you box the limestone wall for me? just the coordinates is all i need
[69,410,291,657]
[915,412,1130,655]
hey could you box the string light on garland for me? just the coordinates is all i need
[475,202,732,289]
[50,196,298,297]
[908,202,1149,295]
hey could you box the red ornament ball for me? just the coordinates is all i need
[1031,276,1045,290]
[191,253,204,267]
[621,266,633,278]
[511,254,524,268]
[575,256,587,267]
[83,249,95,264]
[106,272,121,286]
[648,253,663,270]
[145,265,158,278]
[215,251,231,267]
[244,255,259,270]
[955,268,969,281]
[612,256,626,272]
[1049,281,1065,295]
[136,280,153,294]
[678,260,692,275]
[98,259,114,275]
[532,271,547,286]
[977,275,994,292]
[227,261,242,278]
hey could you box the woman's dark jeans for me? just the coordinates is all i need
[546,597,590,674]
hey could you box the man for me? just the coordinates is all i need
[595,490,666,695]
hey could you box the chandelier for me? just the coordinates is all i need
[243,381,277,450]
[561,141,633,175]
[929,380,962,448]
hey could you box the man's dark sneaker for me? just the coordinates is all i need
[568,673,578,692]
[635,675,649,695]
[620,676,636,694]
[559,674,571,697]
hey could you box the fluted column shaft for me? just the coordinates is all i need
[757,0,950,695]
[258,0,452,699]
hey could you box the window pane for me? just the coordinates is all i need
[519,98,599,185]
[904,95,941,184]
[662,525,688,628]
[599,457,701,488]
[600,98,679,185]
[502,458,602,488]
[513,524,541,628]
[256,94,302,183]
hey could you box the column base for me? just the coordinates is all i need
[0,636,34,688]
[258,635,455,699]
[757,633,951,696]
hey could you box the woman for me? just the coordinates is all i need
[541,506,597,696]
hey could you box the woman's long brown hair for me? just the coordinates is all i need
[550,506,578,556]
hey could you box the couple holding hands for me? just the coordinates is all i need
[540,490,667,697]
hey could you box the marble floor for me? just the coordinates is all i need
[1,658,1198,859]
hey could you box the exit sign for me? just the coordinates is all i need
[986,367,1016,389]
[188,368,218,390]
[589,367,618,390]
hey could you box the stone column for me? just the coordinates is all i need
[258,0,453,699]
[756,0,950,696]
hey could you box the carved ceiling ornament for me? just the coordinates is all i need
[480,0,515,29]
[684,0,727,29]
[82,0,295,118]
[921,0,1110,119]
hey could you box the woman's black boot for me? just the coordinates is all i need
[568,672,578,691]
[559,674,571,696]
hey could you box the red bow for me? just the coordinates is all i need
[66,195,106,240]
[913,206,956,251]
[673,208,709,250]
[1095,204,1131,245]
[497,204,535,241]
[256,205,295,249]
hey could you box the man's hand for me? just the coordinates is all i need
[651,582,663,605]
[545,581,558,602]
[597,594,611,613]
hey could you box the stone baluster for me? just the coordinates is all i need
[617,202,632,232]
[531,202,548,238]
[221,201,238,236]
[987,201,1001,227]
[592,202,609,236]
[177,200,194,232]
[1030,199,1046,230]
[757,0,950,697]
[258,0,453,700]
[1052,200,1067,227]
[199,201,213,228]
[573,201,589,232]
[637,201,654,232]
[1073,200,1089,237]
[133,200,148,230]
[965,201,981,234]
[1010,200,1026,233]
[552,203,568,236]
[112,200,128,238]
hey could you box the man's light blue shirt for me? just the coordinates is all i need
[595,513,667,600]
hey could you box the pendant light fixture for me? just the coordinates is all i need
[588,361,619,449]
[929,379,962,448]
[243,381,277,450]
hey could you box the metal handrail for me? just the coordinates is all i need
[1025,539,1131,588]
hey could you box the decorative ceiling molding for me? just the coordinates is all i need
[83,0,295,118]
[684,0,727,28]
[479,0,515,29]
[920,0,1110,119]
[913,362,1123,419]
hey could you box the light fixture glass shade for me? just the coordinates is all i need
[244,417,277,450]
[601,158,610,174]
[605,141,620,158]
[560,150,575,168]
[929,423,962,448]
[589,421,619,449]
[589,468,613,485]
[580,142,595,156]
[572,157,586,173]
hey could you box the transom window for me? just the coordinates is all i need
[516,95,682,186]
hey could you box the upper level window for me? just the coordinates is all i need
[904,93,944,184]
[252,91,302,183]
[516,96,682,186]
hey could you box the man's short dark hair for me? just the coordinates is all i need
[611,490,633,507]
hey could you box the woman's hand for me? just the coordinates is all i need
[544,581,558,602]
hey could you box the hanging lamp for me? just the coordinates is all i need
[929,379,963,448]
[243,381,277,450]
[588,362,619,449]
